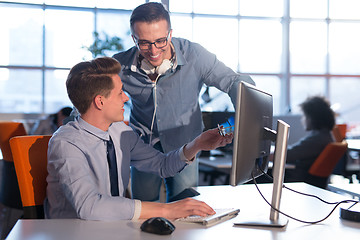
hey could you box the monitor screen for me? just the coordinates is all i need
[202,111,235,132]
[230,82,273,186]
[202,111,235,154]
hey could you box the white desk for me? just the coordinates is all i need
[347,139,360,152]
[345,139,360,176]
[328,183,360,198]
[6,183,360,240]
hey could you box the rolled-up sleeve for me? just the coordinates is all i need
[190,41,255,106]
[131,200,142,220]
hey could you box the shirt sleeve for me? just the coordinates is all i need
[179,144,195,164]
[127,131,188,177]
[191,42,255,106]
[131,200,142,220]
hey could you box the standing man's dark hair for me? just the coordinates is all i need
[130,2,171,33]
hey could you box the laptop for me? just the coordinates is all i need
[177,208,240,226]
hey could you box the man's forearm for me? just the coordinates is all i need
[182,137,201,160]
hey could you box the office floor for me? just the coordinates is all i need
[0,203,22,240]
[0,204,7,239]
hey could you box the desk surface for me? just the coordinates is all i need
[347,139,360,151]
[328,183,360,198]
[6,183,360,240]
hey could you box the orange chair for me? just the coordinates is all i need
[337,124,347,140]
[10,135,51,219]
[332,124,347,142]
[306,140,348,189]
[0,122,27,161]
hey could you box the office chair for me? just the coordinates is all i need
[10,135,51,219]
[306,140,348,189]
[332,124,347,142]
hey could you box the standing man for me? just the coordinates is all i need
[113,2,254,202]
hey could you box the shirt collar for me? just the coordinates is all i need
[171,38,187,66]
[77,117,110,141]
[130,51,139,72]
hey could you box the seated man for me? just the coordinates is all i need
[44,57,233,221]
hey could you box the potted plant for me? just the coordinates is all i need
[84,31,124,58]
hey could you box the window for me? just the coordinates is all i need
[329,22,360,75]
[290,21,327,74]
[0,5,43,66]
[290,77,326,112]
[0,1,135,114]
[239,19,282,74]
[0,0,359,126]
[44,9,93,68]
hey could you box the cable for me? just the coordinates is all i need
[251,173,359,224]
[260,169,342,205]
[346,201,359,210]
[147,58,173,146]
[149,74,160,146]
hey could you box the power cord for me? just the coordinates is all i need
[148,59,172,145]
[260,170,343,205]
[251,171,359,224]
[149,75,159,145]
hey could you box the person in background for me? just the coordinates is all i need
[45,57,233,220]
[30,107,72,135]
[112,2,254,202]
[284,96,336,182]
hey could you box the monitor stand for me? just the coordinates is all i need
[233,120,290,228]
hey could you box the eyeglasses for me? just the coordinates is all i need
[134,31,170,50]
[217,119,234,136]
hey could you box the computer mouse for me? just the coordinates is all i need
[140,217,176,235]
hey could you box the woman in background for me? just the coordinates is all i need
[285,96,335,182]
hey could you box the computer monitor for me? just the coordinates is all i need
[230,82,290,227]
